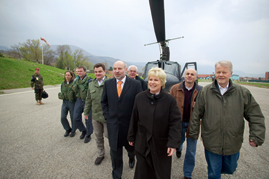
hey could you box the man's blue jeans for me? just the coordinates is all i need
[178,122,197,178]
[205,149,240,179]
[73,98,93,137]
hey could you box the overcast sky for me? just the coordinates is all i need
[1,0,268,74]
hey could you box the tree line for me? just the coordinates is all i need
[2,39,93,71]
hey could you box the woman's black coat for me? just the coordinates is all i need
[128,89,182,178]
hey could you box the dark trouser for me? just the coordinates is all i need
[73,97,93,137]
[110,145,135,179]
[35,88,43,101]
[61,99,76,133]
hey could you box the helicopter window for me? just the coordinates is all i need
[143,63,158,78]
[181,64,196,80]
[163,62,180,77]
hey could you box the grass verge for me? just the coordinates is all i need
[0,57,67,90]
[236,82,269,89]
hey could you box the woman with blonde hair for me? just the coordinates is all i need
[128,67,182,179]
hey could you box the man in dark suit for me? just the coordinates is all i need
[101,60,142,179]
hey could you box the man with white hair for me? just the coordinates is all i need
[189,60,265,179]
[127,65,147,91]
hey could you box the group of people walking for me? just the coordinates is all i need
[30,60,265,179]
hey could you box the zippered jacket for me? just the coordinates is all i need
[58,80,76,102]
[71,75,92,101]
[84,76,108,122]
[170,81,202,138]
[189,80,265,155]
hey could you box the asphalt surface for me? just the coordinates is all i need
[0,82,268,179]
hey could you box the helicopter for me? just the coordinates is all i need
[142,0,198,92]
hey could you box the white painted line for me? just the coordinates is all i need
[0,87,59,97]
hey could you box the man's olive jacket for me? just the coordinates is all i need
[71,75,92,101]
[189,80,265,155]
[84,76,108,122]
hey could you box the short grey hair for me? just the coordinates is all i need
[127,65,138,71]
[215,60,233,72]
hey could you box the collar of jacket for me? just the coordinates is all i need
[63,80,73,86]
[210,79,235,94]
[178,81,197,91]
[93,75,108,86]
[145,88,165,101]
[78,74,88,84]
[64,79,73,84]
[135,76,142,80]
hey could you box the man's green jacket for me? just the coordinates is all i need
[71,75,92,101]
[84,76,108,122]
[189,80,265,155]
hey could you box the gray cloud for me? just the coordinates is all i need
[0,0,268,74]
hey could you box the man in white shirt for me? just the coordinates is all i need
[84,63,108,165]
[189,60,265,179]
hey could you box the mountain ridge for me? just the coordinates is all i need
[0,45,265,77]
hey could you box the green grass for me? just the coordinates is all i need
[198,79,212,82]
[235,81,269,89]
[0,57,66,90]
[0,57,97,90]
[198,79,269,89]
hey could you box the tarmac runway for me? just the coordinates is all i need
[0,82,268,179]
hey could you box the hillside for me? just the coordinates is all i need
[49,45,146,72]
[0,57,67,90]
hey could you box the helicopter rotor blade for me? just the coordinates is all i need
[149,0,165,42]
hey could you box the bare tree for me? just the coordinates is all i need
[9,45,22,59]
[102,62,108,70]
[43,45,56,65]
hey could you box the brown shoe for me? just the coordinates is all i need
[36,101,40,105]
[94,156,104,165]
[39,100,44,105]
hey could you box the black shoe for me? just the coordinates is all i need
[69,132,76,137]
[84,135,91,143]
[176,151,182,158]
[129,158,135,169]
[80,130,86,139]
[64,129,71,137]
[94,156,104,165]
[184,177,192,179]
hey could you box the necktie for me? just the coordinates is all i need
[117,81,123,97]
